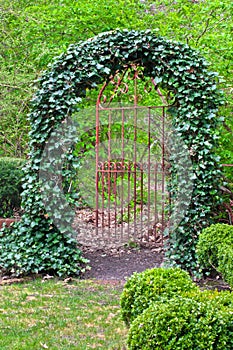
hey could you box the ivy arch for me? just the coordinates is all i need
[0,29,224,276]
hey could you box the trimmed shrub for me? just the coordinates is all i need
[120,267,199,326]
[128,294,233,350]
[185,289,233,309]
[196,224,233,287]
[0,157,26,217]
[218,244,233,288]
[196,223,233,270]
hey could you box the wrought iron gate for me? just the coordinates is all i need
[94,65,171,244]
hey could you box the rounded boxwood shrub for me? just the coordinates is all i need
[0,157,26,217]
[128,295,233,350]
[186,289,233,308]
[197,223,233,270]
[196,224,233,287]
[120,267,199,326]
[217,244,233,288]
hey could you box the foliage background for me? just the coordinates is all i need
[0,0,232,164]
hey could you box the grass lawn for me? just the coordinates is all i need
[0,278,127,349]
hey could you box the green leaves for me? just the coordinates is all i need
[120,267,198,326]
[0,157,26,217]
[196,223,233,287]
[1,0,232,161]
[127,294,233,350]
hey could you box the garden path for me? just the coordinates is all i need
[81,244,163,282]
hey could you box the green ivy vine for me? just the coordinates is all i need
[0,29,224,276]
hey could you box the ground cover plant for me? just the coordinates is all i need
[0,278,127,350]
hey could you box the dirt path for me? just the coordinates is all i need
[81,244,164,282]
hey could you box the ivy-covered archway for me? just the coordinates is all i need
[0,29,224,276]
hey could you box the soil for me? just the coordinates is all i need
[81,244,164,282]
[80,244,231,291]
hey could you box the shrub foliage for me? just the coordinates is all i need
[121,266,233,349]
[197,223,233,287]
[218,245,233,288]
[0,157,25,217]
[120,267,199,326]
[128,295,233,350]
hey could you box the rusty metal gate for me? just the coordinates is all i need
[94,65,171,245]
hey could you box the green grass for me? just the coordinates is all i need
[0,278,127,349]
